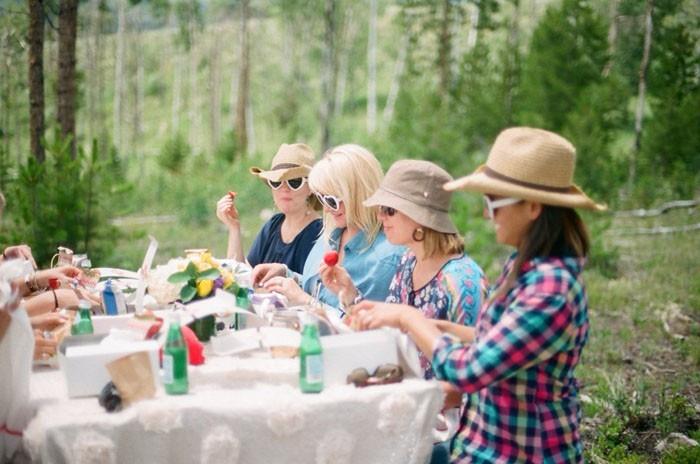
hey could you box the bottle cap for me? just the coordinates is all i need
[299,312,319,327]
[78,299,92,310]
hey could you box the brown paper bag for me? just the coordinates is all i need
[106,351,156,406]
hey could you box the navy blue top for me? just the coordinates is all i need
[246,213,322,274]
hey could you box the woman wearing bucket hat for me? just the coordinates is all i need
[320,159,486,376]
[354,127,605,463]
[254,144,403,318]
[215,143,322,274]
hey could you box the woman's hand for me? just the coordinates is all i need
[34,266,82,289]
[262,276,309,306]
[440,381,464,409]
[216,194,240,229]
[251,263,287,287]
[31,312,68,331]
[318,263,357,303]
[33,329,58,360]
[2,244,37,269]
[351,301,417,331]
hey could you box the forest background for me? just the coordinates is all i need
[0,0,699,461]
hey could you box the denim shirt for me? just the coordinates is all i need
[301,228,404,318]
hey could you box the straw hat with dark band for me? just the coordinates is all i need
[364,160,458,234]
[249,143,315,182]
[444,127,606,211]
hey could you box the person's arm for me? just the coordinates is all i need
[1,244,37,269]
[216,194,245,261]
[354,301,441,356]
[432,319,475,343]
[431,287,575,394]
[15,266,82,297]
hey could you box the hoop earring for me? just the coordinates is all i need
[412,228,425,242]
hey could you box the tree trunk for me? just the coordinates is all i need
[602,0,618,77]
[113,0,126,153]
[334,9,356,118]
[209,37,222,146]
[437,0,453,98]
[503,0,520,125]
[366,0,377,134]
[382,32,408,126]
[28,0,45,162]
[320,0,337,151]
[132,14,144,154]
[631,0,654,188]
[466,3,479,50]
[234,0,250,156]
[58,0,78,157]
[172,54,182,134]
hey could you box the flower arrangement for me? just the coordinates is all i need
[167,251,236,303]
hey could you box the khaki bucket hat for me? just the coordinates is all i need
[364,160,458,234]
[444,127,606,211]
[249,143,315,182]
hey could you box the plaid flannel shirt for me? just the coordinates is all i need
[432,253,589,463]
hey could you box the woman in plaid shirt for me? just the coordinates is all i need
[355,127,606,463]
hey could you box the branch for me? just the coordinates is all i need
[610,223,700,236]
[614,200,698,217]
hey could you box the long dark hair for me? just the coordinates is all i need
[490,205,590,302]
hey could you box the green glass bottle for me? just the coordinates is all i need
[71,300,94,335]
[163,314,189,395]
[299,319,323,393]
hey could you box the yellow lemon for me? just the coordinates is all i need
[196,279,214,298]
[201,251,212,264]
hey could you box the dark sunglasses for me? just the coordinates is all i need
[314,192,342,211]
[346,364,404,388]
[379,206,396,217]
[267,177,307,191]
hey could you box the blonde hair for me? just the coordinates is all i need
[308,144,383,244]
[421,228,464,259]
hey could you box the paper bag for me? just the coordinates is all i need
[106,351,156,406]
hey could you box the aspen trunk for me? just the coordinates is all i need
[631,0,654,188]
[366,0,377,134]
[234,0,250,156]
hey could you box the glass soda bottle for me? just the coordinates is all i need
[71,299,94,335]
[163,313,188,395]
[299,317,323,393]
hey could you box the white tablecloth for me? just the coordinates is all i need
[23,363,443,464]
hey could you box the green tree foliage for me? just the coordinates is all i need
[0,132,121,267]
[519,0,608,132]
[158,132,191,173]
[638,0,700,199]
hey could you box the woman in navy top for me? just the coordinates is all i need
[252,144,404,316]
[215,143,322,274]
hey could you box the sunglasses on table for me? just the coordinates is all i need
[267,177,307,191]
[378,206,396,217]
[346,363,404,388]
[483,195,523,219]
[314,192,343,211]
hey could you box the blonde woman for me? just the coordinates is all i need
[215,143,322,274]
[355,128,605,463]
[321,160,485,376]
[254,144,403,314]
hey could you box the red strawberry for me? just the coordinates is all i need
[323,250,339,267]
[228,191,237,199]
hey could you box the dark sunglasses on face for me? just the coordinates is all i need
[314,192,342,211]
[379,206,396,217]
[267,177,307,191]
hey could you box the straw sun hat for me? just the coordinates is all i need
[364,160,458,234]
[249,143,315,182]
[444,127,606,211]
